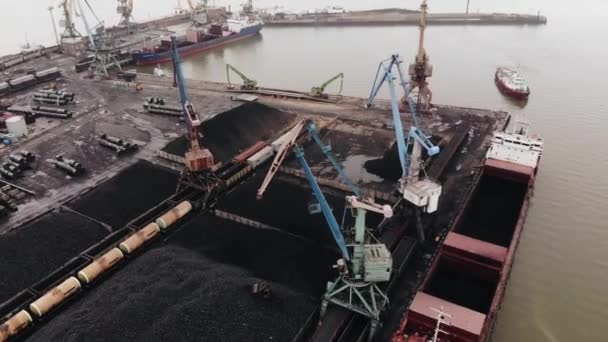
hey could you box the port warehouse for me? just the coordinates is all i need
[0,58,518,341]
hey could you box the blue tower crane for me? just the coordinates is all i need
[170,36,214,173]
[257,120,394,341]
[366,54,442,214]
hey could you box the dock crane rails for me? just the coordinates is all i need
[310,72,344,99]
[257,120,394,341]
[367,54,441,240]
[171,36,222,197]
[226,64,258,90]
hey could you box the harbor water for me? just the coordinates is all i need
[4,1,608,341]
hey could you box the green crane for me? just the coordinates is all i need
[226,64,258,90]
[310,72,344,98]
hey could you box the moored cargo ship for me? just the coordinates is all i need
[393,119,543,342]
[131,18,263,65]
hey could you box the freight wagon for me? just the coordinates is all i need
[0,68,61,97]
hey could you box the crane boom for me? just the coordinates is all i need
[256,120,306,199]
[294,145,350,261]
[305,122,361,196]
[311,73,344,97]
[226,64,258,90]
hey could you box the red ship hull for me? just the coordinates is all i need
[494,74,530,100]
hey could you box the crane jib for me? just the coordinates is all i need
[294,146,351,262]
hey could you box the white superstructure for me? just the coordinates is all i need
[486,120,543,168]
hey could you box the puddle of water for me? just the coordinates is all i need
[342,155,383,184]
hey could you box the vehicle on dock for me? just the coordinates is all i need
[131,18,263,65]
[393,120,542,342]
[494,67,530,100]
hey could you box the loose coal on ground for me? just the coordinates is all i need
[67,160,177,229]
[28,245,317,342]
[172,213,337,295]
[162,102,297,163]
[425,259,497,314]
[217,172,383,246]
[455,175,527,247]
[364,135,442,182]
[0,211,108,304]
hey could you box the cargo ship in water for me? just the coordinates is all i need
[131,18,263,65]
[495,67,530,100]
[393,119,543,342]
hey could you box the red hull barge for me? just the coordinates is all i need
[393,120,543,342]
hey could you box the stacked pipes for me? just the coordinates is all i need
[0,200,194,341]
[49,155,85,176]
[9,105,73,120]
[0,151,35,180]
[143,97,182,117]
[98,133,138,155]
[32,88,75,105]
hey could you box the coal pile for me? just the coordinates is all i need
[67,161,177,229]
[173,214,337,295]
[0,211,108,303]
[364,142,403,182]
[364,134,442,182]
[28,245,317,342]
[456,175,527,247]
[162,102,296,163]
[217,173,347,244]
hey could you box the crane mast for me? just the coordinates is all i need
[60,0,81,39]
[117,0,135,33]
[408,0,433,113]
[170,36,215,173]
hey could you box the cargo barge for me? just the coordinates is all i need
[393,120,543,342]
[131,19,263,65]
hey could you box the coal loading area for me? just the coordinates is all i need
[285,121,396,189]
[27,245,317,342]
[28,185,354,341]
[217,171,384,244]
[455,174,527,247]
[161,102,297,163]
[66,160,177,229]
[0,211,108,304]
[0,161,176,306]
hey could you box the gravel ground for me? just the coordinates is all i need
[0,211,108,303]
[67,160,178,229]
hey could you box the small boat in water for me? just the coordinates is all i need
[495,67,530,99]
